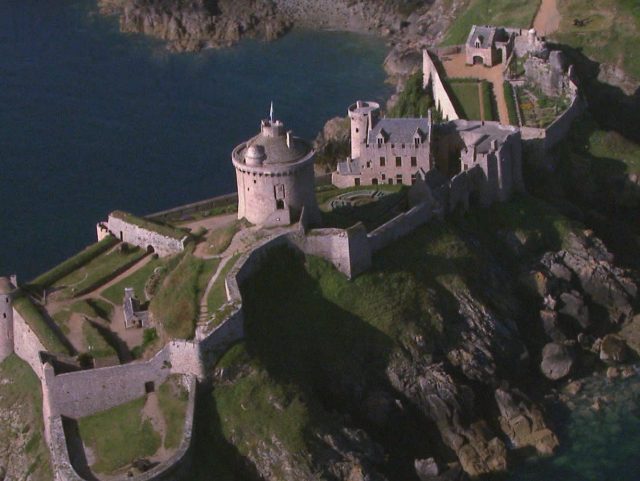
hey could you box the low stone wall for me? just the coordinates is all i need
[13,308,46,379]
[107,215,187,257]
[368,203,433,253]
[47,375,197,481]
[423,49,460,121]
[544,92,585,150]
[146,193,238,223]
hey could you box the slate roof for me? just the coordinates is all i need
[367,118,430,145]
[467,25,496,49]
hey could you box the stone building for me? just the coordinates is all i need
[333,100,523,208]
[465,25,515,66]
[123,287,149,329]
[0,277,15,363]
[232,114,321,227]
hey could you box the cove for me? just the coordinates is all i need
[0,0,392,280]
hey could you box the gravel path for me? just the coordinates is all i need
[533,0,560,37]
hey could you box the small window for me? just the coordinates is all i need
[411,174,417,185]
[355,128,359,133]
[377,138,383,147]
[379,156,386,167]
[388,178,393,185]
[2,313,5,319]
[372,178,379,185]
[396,174,403,184]
[411,156,417,167]
[381,174,386,180]
[464,164,468,171]
[366,161,372,168]
[395,156,402,167]
[253,179,257,184]
[401,143,405,149]
[391,144,395,149]
[415,138,420,147]
[355,178,361,186]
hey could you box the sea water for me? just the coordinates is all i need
[0,0,391,279]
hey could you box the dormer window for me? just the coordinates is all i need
[475,35,483,48]
[377,138,383,147]
[414,128,423,147]
[376,129,387,148]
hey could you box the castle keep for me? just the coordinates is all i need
[332,101,524,208]
[232,115,321,227]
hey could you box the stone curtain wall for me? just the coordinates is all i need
[543,92,585,150]
[46,376,197,481]
[423,49,460,121]
[367,202,433,253]
[107,215,186,257]
[13,308,47,379]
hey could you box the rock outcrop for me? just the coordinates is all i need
[540,342,574,380]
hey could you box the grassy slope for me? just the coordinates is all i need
[157,376,189,449]
[101,257,164,304]
[0,355,53,481]
[150,250,218,339]
[553,0,640,82]
[442,0,541,45]
[78,397,161,474]
[210,196,575,478]
[13,294,71,355]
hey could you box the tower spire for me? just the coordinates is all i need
[270,101,274,123]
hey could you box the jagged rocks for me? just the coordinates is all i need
[558,290,590,329]
[599,334,628,363]
[495,388,559,455]
[541,342,574,380]
[619,315,640,357]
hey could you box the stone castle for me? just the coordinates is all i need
[332,101,524,208]
[0,24,585,481]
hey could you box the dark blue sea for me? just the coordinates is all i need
[0,0,391,280]
[1,1,639,480]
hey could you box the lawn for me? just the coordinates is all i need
[52,298,113,334]
[588,129,640,175]
[442,0,541,45]
[82,321,118,360]
[0,355,53,481]
[53,245,146,298]
[448,79,495,121]
[150,250,219,339]
[78,397,160,474]
[157,376,190,449]
[101,257,164,304]
[554,0,640,82]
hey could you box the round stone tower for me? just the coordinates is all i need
[0,277,15,363]
[348,100,380,160]
[232,117,321,227]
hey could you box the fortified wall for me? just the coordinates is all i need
[98,211,189,256]
[422,49,460,121]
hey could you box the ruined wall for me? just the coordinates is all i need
[107,215,186,257]
[47,375,197,481]
[367,203,433,253]
[197,308,244,367]
[13,308,46,378]
[45,348,172,418]
[423,50,460,121]
[544,92,585,150]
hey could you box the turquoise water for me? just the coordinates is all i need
[0,0,391,279]
[502,373,640,481]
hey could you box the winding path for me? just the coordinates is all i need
[533,0,560,37]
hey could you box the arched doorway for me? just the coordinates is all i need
[473,55,484,65]
[147,245,155,254]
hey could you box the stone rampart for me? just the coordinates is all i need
[367,202,433,253]
[107,215,187,257]
[46,375,197,481]
[13,308,46,378]
[423,49,460,121]
[543,92,585,150]
[146,193,238,223]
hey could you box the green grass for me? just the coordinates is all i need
[52,298,113,334]
[588,129,640,174]
[315,183,404,206]
[207,254,241,313]
[82,321,118,359]
[157,376,189,450]
[442,0,541,45]
[150,250,219,339]
[449,79,492,120]
[27,236,118,292]
[554,0,640,82]
[13,294,70,355]
[78,397,161,474]
[504,81,520,125]
[100,257,164,304]
[202,220,244,256]
[0,355,53,481]
[388,71,434,118]
[53,245,146,298]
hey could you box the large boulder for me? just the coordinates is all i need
[540,343,574,380]
[559,291,590,329]
[619,315,640,357]
[495,388,559,455]
[599,334,628,363]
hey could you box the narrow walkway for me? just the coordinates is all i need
[198,256,231,323]
[533,0,560,37]
[141,392,170,463]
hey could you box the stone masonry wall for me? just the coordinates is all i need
[13,308,46,378]
[423,49,460,121]
[107,215,186,257]
[367,202,433,253]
